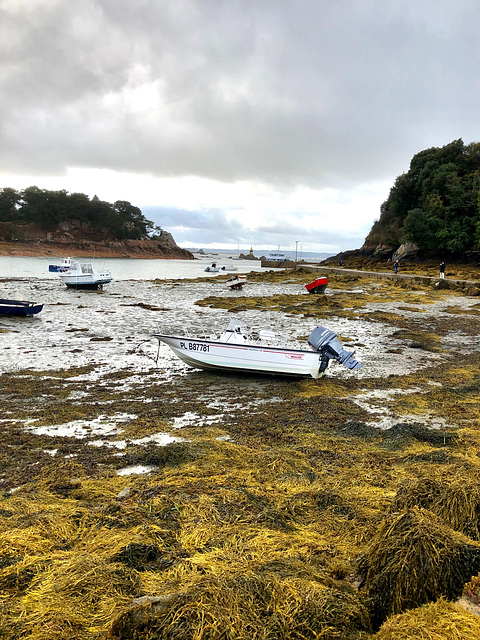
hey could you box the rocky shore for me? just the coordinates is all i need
[0,238,194,259]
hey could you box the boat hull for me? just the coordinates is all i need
[305,277,328,294]
[154,335,323,378]
[0,299,43,316]
[59,273,112,288]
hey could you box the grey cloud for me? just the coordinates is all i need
[1,0,479,185]
[142,205,365,250]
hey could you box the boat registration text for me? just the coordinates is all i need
[180,341,210,352]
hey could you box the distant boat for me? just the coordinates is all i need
[0,299,43,316]
[268,252,287,262]
[154,320,362,378]
[49,257,73,272]
[220,265,238,272]
[226,275,246,290]
[205,262,221,273]
[305,277,328,294]
[56,258,113,289]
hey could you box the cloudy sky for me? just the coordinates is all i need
[1,0,478,255]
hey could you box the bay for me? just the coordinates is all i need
[0,254,270,280]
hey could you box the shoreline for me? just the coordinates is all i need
[0,239,195,260]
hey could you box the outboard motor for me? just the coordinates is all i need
[308,327,362,373]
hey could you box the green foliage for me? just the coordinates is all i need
[0,187,155,241]
[365,139,480,256]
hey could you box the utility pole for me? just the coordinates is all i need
[295,240,299,266]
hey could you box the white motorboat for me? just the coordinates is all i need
[226,275,246,290]
[220,265,238,272]
[205,262,221,273]
[153,320,362,378]
[57,259,113,289]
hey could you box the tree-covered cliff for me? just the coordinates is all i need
[364,139,480,257]
[0,186,158,241]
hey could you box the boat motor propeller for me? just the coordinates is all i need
[308,327,362,372]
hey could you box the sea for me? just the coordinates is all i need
[0,255,271,280]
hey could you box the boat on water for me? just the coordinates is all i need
[49,257,73,272]
[205,262,221,273]
[220,265,238,272]
[305,277,328,294]
[56,258,113,289]
[0,299,43,316]
[153,320,362,378]
[226,275,246,290]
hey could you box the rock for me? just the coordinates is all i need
[116,487,133,499]
[393,242,420,262]
[109,592,186,639]
[434,279,453,290]
[465,287,480,296]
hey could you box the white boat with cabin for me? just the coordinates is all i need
[57,258,113,289]
[154,320,362,378]
[204,262,221,272]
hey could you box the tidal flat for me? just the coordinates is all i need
[1,267,480,639]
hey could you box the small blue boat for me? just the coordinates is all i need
[0,299,44,316]
[49,257,72,272]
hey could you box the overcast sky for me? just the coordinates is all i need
[1,0,478,255]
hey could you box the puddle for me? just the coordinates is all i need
[116,465,156,476]
[89,432,184,449]
[171,411,223,428]
[27,413,136,438]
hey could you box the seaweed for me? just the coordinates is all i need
[358,508,480,628]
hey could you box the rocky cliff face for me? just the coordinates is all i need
[0,222,194,259]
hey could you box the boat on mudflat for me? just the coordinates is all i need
[305,277,328,294]
[0,299,43,316]
[56,258,113,289]
[226,275,246,290]
[153,320,362,378]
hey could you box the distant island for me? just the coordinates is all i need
[0,186,194,259]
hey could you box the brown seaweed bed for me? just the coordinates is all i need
[1,266,480,639]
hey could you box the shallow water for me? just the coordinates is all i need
[0,255,269,280]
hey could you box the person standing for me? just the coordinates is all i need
[439,261,446,279]
[394,260,399,275]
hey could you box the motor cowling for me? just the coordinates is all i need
[308,327,362,372]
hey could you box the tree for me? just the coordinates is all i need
[0,187,158,242]
[364,139,480,256]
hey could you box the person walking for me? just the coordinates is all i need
[439,261,446,279]
[394,260,399,275]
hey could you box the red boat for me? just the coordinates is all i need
[305,277,328,294]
